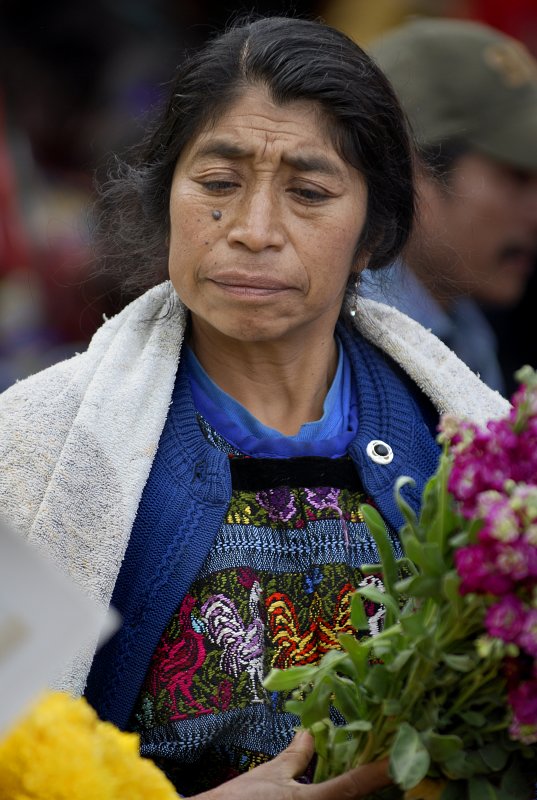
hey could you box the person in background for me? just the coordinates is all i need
[361,18,537,395]
[0,16,508,799]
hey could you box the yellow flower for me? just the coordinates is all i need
[0,691,178,800]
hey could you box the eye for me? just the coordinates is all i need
[201,180,239,192]
[289,187,330,203]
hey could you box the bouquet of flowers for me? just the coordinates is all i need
[264,366,537,800]
[0,691,179,800]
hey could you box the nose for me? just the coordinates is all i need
[227,185,286,252]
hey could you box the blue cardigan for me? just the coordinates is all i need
[85,324,441,729]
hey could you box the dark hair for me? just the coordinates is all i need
[94,15,416,300]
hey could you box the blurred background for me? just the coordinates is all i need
[1,0,536,392]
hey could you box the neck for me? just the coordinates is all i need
[404,235,461,312]
[189,324,339,436]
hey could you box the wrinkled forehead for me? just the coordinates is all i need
[179,83,352,168]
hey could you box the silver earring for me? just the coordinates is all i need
[349,273,360,317]
[212,210,222,220]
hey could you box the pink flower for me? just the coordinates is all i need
[509,717,537,745]
[495,540,537,581]
[485,595,526,643]
[455,544,513,596]
[518,609,537,658]
[509,680,537,726]
[476,492,520,543]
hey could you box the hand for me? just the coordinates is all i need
[194,730,391,800]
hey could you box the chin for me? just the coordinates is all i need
[478,285,528,309]
[208,318,282,343]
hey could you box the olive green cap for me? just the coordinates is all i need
[369,17,537,171]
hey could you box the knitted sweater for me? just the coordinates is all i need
[86,322,442,729]
[0,282,509,702]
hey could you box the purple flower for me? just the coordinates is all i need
[485,595,526,642]
[518,609,537,658]
[509,680,537,726]
[509,717,537,745]
[304,487,341,512]
[455,544,513,596]
[447,408,537,518]
[256,487,296,522]
[476,491,520,543]
[495,540,537,581]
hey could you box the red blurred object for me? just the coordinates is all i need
[461,0,537,55]
[0,93,31,274]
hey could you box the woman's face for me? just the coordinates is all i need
[168,85,368,348]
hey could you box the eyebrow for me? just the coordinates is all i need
[195,138,345,178]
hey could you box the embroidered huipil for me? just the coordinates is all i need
[85,322,443,748]
[131,343,405,794]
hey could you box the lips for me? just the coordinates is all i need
[208,272,294,292]
[500,245,537,275]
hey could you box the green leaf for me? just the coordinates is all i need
[468,777,500,800]
[395,556,419,576]
[310,719,331,761]
[441,653,475,672]
[382,698,402,716]
[440,781,467,800]
[389,722,430,790]
[338,632,370,682]
[425,732,463,762]
[458,711,487,728]
[297,675,333,729]
[450,531,471,549]
[499,755,536,798]
[400,613,427,638]
[360,562,382,575]
[361,504,399,600]
[344,719,373,732]
[396,574,442,598]
[479,743,508,772]
[394,475,418,531]
[350,591,370,631]
[400,531,428,569]
[442,750,473,779]
[385,648,413,672]
[263,665,318,691]
[364,664,391,700]
[330,675,361,722]
[420,543,448,576]
[358,585,400,621]
[442,571,462,605]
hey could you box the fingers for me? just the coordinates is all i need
[305,757,391,800]
[274,730,316,779]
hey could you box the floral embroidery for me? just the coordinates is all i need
[305,486,341,511]
[226,486,364,528]
[266,582,356,669]
[201,581,265,703]
[256,487,297,523]
[144,593,210,721]
[133,471,393,796]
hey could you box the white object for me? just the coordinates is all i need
[0,517,119,734]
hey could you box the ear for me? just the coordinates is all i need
[353,251,371,274]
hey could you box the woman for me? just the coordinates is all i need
[0,15,508,799]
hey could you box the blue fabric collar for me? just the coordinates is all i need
[183,338,358,458]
